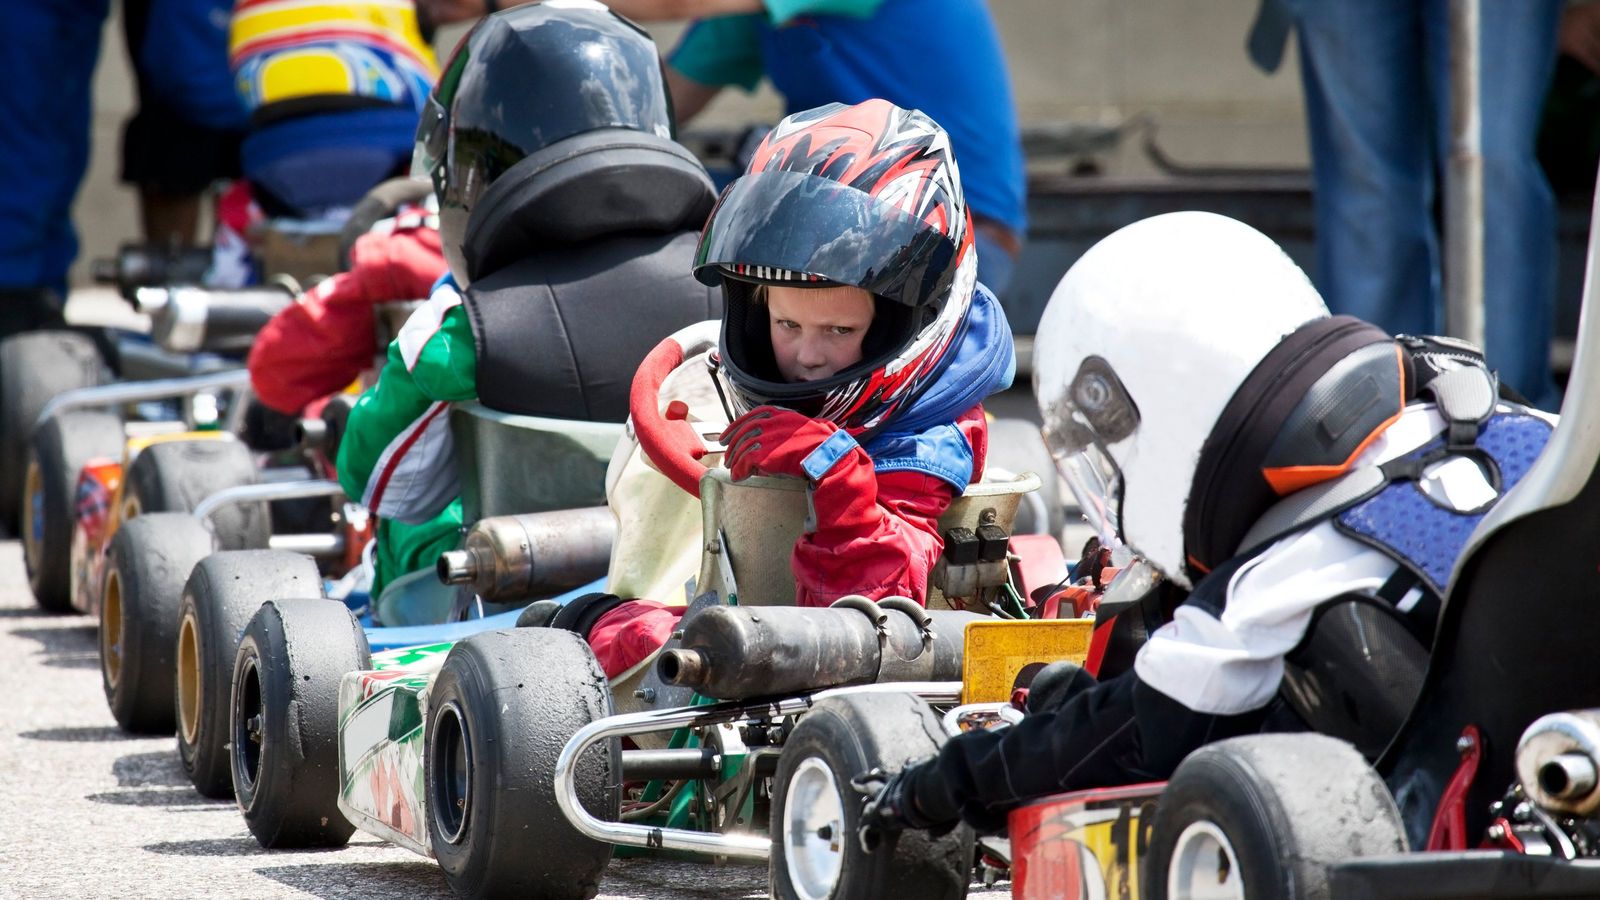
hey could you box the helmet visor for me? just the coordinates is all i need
[695,168,957,309]
[412,92,449,184]
[1041,356,1140,547]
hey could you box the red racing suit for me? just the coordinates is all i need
[247,216,445,416]
[587,406,991,678]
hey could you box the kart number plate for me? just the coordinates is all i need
[961,619,1094,704]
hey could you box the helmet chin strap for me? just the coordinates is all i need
[1182,316,1401,581]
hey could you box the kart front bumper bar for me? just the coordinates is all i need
[554,681,962,860]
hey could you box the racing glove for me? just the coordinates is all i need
[719,406,844,482]
[851,759,960,851]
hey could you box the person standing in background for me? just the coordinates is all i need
[1249,0,1566,410]
[0,0,109,339]
[418,0,1028,299]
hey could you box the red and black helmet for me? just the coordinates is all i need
[693,99,979,432]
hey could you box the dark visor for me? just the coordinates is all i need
[694,168,957,309]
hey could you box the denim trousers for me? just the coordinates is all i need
[0,0,108,299]
[1288,0,1564,409]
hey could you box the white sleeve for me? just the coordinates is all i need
[1132,523,1396,715]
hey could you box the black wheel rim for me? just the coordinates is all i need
[430,701,472,844]
[233,654,264,798]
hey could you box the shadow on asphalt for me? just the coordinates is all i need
[254,861,451,899]
[603,859,768,898]
[10,623,98,673]
[87,787,225,810]
[113,748,189,787]
[145,837,291,857]
[19,725,130,742]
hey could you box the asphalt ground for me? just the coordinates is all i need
[0,538,1012,899]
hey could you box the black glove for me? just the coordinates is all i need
[851,760,954,852]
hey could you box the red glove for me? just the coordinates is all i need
[719,406,843,482]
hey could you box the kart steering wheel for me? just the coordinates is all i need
[629,324,721,498]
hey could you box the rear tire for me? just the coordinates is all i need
[1145,734,1407,900]
[126,438,267,550]
[769,693,974,900]
[24,409,124,612]
[232,598,369,848]
[425,628,618,899]
[100,514,215,733]
[177,551,324,798]
[0,330,103,534]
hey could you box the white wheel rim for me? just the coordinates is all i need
[783,757,846,900]
[1167,820,1245,900]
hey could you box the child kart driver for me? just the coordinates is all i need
[527,99,1018,679]
[334,1,722,609]
[855,211,1557,838]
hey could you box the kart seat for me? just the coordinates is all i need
[1377,199,1600,849]
[694,466,1041,607]
[450,401,624,522]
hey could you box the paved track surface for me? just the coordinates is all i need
[0,541,1010,899]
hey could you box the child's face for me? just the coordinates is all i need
[767,285,875,383]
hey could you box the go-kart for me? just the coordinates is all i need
[222,326,1081,899]
[84,292,429,735]
[157,399,622,802]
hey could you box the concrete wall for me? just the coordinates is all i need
[70,1,1308,285]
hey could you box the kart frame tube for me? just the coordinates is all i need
[191,480,348,557]
[554,681,963,860]
[34,368,253,434]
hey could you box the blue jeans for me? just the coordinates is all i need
[974,226,1017,301]
[1287,0,1563,409]
[0,0,108,299]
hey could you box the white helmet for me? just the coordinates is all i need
[1035,212,1338,588]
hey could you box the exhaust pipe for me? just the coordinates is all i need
[657,601,981,700]
[1517,709,1600,815]
[437,506,614,601]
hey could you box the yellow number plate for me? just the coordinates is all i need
[961,619,1095,704]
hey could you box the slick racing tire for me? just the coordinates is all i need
[233,598,369,848]
[0,330,103,534]
[100,513,215,734]
[770,693,974,900]
[24,409,125,613]
[126,438,268,550]
[177,551,324,798]
[1146,734,1407,900]
[426,628,618,899]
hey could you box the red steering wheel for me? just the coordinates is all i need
[629,331,718,498]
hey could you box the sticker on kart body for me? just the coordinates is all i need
[1008,783,1163,900]
[338,669,431,851]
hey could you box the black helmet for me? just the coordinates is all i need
[413,0,677,285]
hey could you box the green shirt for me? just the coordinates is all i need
[669,0,887,89]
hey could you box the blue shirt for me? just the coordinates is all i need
[670,0,1027,236]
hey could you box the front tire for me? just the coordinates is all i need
[425,628,618,900]
[100,513,214,733]
[0,330,103,534]
[1145,734,1407,900]
[769,693,974,900]
[125,438,267,549]
[24,409,124,612]
[232,598,369,848]
[177,550,324,798]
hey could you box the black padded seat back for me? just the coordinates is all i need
[462,230,722,422]
[461,128,718,283]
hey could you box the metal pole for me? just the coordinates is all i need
[1445,0,1485,348]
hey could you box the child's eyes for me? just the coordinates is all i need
[776,319,800,330]
[828,326,856,336]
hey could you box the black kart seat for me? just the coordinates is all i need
[1378,191,1600,850]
